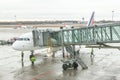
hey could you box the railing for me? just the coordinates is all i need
[32,24,120,47]
[50,24,120,46]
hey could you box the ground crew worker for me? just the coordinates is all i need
[90,48,94,57]
[90,48,94,65]
[30,54,36,65]
[21,51,24,62]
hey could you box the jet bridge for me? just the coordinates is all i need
[33,24,120,47]
[51,24,120,46]
[32,29,57,47]
[32,29,50,47]
[32,23,120,70]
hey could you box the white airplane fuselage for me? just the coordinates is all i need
[12,32,40,51]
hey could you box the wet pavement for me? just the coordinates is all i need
[1,45,120,80]
[1,28,120,80]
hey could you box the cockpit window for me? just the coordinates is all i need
[16,38,30,41]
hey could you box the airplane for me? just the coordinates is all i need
[12,32,38,63]
[12,32,39,51]
[12,11,96,64]
[12,30,60,64]
[62,11,95,28]
[15,25,36,29]
[87,11,95,27]
[63,22,74,29]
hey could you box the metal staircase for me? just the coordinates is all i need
[65,45,88,69]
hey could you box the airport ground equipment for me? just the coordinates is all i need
[32,23,120,69]
[61,45,88,70]
[61,59,78,70]
[65,45,88,69]
[0,40,14,45]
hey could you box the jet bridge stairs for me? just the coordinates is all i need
[65,45,88,69]
[32,23,120,70]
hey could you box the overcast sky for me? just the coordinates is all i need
[0,0,120,21]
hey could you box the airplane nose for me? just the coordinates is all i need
[12,41,27,51]
[12,41,23,50]
[12,41,31,51]
[12,42,18,50]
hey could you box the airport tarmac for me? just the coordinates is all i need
[1,28,120,80]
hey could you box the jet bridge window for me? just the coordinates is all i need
[16,38,30,41]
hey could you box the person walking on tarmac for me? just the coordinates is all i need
[90,48,95,65]
[30,54,36,65]
[21,51,24,62]
[90,48,94,57]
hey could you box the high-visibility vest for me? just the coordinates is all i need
[30,57,36,62]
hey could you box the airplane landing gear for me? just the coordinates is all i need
[21,51,24,62]
[21,51,24,67]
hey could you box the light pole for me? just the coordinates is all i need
[112,11,114,21]
[14,15,17,22]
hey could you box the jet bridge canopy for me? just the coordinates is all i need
[32,29,52,47]
[32,23,120,47]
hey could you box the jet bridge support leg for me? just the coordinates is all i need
[60,27,65,58]
[52,51,55,58]
[72,45,76,59]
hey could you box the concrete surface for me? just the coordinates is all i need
[0,28,120,80]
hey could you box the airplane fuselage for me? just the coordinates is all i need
[12,32,40,51]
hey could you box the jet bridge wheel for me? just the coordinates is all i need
[62,64,68,70]
[72,61,78,70]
